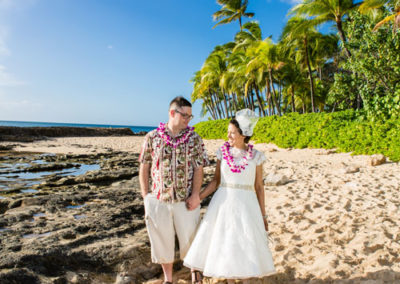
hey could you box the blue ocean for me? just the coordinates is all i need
[0,120,156,134]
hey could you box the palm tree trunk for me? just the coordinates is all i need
[221,92,229,118]
[205,104,215,120]
[209,91,219,119]
[205,96,216,119]
[278,80,282,109]
[336,19,351,57]
[269,69,281,116]
[305,38,316,113]
[291,85,296,112]
[266,84,274,116]
[212,92,223,119]
[232,93,238,112]
[254,84,266,117]
[250,92,255,111]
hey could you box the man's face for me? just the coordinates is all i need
[172,106,192,129]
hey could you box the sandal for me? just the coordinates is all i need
[191,270,203,284]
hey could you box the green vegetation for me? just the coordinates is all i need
[192,0,400,121]
[192,1,400,161]
[194,110,400,162]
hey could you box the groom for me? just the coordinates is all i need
[139,96,209,283]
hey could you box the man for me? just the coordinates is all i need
[139,96,209,284]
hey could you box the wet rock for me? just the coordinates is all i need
[114,273,135,284]
[0,144,15,151]
[8,199,22,209]
[0,268,40,283]
[0,199,9,214]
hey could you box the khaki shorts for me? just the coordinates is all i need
[144,194,200,264]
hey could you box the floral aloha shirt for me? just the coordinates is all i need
[139,125,209,203]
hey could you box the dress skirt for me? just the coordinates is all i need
[183,186,276,279]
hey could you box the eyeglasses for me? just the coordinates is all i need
[175,109,194,120]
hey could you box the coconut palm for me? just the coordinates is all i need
[359,0,400,31]
[281,16,320,112]
[213,0,255,31]
[290,0,360,57]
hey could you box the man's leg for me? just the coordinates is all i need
[161,263,173,282]
[174,202,202,283]
[173,201,200,259]
[144,196,175,282]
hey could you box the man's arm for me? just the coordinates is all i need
[139,163,151,198]
[186,165,203,210]
[199,159,221,200]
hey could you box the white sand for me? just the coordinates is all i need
[2,136,400,282]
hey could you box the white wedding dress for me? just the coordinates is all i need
[184,146,275,279]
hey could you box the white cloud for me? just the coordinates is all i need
[0,93,43,116]
[0,65,25,86]
[280,0,302,5]
[107,45,113,49]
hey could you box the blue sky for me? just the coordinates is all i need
[0,0,298,127]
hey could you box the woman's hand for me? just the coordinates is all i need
[263,218,269,232]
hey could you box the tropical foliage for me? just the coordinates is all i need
[191,0,400,121]
[194,110,400,162]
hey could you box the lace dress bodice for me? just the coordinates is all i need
[216,146,266,187]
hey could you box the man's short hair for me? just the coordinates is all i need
[169,96,192,110]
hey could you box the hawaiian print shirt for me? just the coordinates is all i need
[139,125,209,203]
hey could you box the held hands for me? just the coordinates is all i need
[186,194,201,211]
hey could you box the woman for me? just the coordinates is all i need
[184,109,275,283]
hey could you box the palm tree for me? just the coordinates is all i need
[290,0,360,57]
[281,16,320,112]
[213,0,255,31]
[279,60,303,113]
[234,21,262,50]
[246,39,285,116]
[359,0,400,31]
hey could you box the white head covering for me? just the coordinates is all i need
[235,109,259,136]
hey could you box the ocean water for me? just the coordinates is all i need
[0,120,156,134]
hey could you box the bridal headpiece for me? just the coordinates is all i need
[235,109,259,136]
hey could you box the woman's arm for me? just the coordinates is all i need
[199,159,221,200]
[255,164,268,231]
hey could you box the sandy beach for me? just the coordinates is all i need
[1,136,400,283]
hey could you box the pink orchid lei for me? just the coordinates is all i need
[221,142,254,173]
[157,122,194,148]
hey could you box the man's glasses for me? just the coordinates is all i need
[175,109,194,120]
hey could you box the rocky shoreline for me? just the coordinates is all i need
[0,126,145,142]
[0,151,154,283]
[0,148,216,284]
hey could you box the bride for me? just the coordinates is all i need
[184,109,275,283]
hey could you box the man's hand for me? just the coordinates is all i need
[186,194,201,211]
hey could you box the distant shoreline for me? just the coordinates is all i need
[0,120,156,134]
[0,126,147,142]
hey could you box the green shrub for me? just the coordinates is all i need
[194,110,400,162]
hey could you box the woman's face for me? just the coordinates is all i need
[227,123,245,147]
